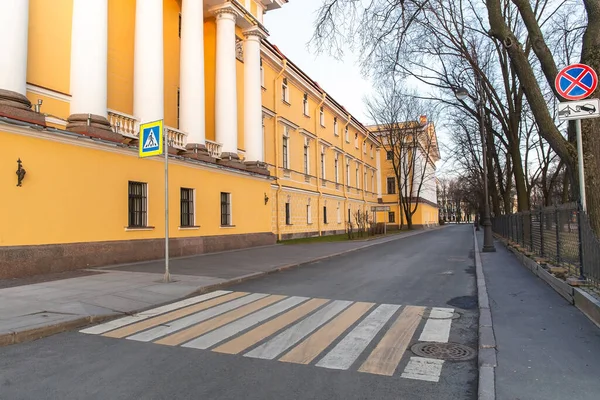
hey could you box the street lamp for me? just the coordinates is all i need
[455,86,496,252]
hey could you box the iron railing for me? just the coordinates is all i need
[492,202,600,288]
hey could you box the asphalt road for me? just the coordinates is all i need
[0,225,478,400]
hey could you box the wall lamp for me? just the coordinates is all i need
[16,158,26,187]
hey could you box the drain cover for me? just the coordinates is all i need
[427,311,461,320]
[411,342,476,361]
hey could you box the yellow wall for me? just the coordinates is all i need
[1,128,272,246]
[27,0,72,95]
[204,20,217,142]
[237,47,245,153]
[107,0,135,115]
[164,0,181,128]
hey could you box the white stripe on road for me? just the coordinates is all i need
[244,300,352,360]
[316,304,400,370]
[126,293,268,342]
[79,290,231,335]
[401,356,444,382]
[418,307,454,343]
[182,296,309,350]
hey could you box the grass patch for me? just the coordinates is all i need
[278,229,407,245]
[278,233,350,245]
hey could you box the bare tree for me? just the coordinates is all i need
[311,0,600,235]
[366,81,440,229]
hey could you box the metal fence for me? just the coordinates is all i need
[492,202,600,288]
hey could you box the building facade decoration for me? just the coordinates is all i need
[0,0,438,279]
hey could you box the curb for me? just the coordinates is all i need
[473,228,496,400]
[495,235,600,329]
[0,314,115,347]
[0,227,439,347]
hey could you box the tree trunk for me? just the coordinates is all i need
[581,0,600,234]
[486,0,577,171]
[509,137,529,211]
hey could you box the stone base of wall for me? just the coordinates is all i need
[280,229,346,241]
[0,232,276,279]
[280,231,320,240]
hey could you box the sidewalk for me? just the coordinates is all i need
[477,230,600,400]
[0,228,435,346]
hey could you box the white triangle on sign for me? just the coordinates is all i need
[143,128,159,149]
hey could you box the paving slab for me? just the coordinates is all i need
[479,231,600,400]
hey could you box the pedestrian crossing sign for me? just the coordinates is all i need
[139,120,163,158]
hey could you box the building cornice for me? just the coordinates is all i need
[0,118,274,182]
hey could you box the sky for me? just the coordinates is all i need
[263,0,374,123]
[263,0,452,173]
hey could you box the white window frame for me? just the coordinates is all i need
[334,117,338,136]
[337,202,341,224]
[356,165,360,189]
[303,93,309,116]
[320,146,326,180]
[346,159,350,185]
[371,171,375,193]
[303,139,310,175]
[345,126,349,143]
[282,127,290,169]
[355,133,359,149]
[282,77,289,103]
[334,153,339,183]
[319,107,325,127]
[307,203,312,224]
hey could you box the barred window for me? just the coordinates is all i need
[180,188,194,227]
[221,192,231,226]
[387,177,396,194]
[128,181,147,228]
[389,211,396,223]
[285,202,291,225]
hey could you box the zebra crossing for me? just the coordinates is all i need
[80,290,457,382]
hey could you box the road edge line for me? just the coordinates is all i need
[474,227,497,400]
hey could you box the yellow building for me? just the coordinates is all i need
[368,117,441,229]
[0,0,381,278]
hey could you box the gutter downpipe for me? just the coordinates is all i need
[274,59,288,241]
[316,93,326,236]
[343,113,351,230]
[361,134,367,219]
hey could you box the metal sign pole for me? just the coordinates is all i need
[164,127,171,283]
[575,119,587,212]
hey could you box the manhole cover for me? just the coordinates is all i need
[427,311,461,320]
[411,342,476,362]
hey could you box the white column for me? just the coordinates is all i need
[0,0,29,96]
[376,149,382,197]
[134,0,164,124]
[179,0,205,146]
[215,8,238,157]
[70,0,108,117]
[243,30,264,162]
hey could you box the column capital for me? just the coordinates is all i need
[243,26,268,40]
[210,5,239,21]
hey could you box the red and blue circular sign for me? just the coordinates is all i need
[555,63,598,101]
